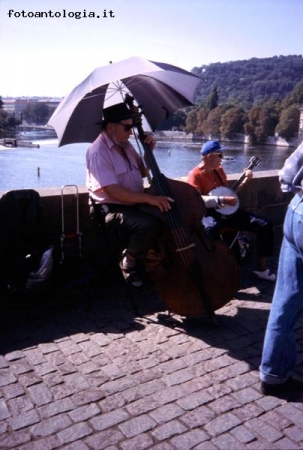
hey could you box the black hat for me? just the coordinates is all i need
[100,103,132,124]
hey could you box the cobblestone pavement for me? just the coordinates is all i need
[1,254,303,450]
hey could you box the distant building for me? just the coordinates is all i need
[2,98,61,121]
[2,99,16,115]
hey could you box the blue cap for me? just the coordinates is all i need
[200,140,229,156]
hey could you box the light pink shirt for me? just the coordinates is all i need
[86,132,144,204]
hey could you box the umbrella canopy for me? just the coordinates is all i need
[48,56,202,147]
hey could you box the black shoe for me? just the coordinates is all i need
[119,259,144,287]
[261,377,303,400]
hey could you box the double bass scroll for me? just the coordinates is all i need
[125,94,240,318]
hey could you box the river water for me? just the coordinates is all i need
[0,137,295,191]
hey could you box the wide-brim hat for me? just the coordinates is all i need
[200,140,229,156]
[97,102,133,125]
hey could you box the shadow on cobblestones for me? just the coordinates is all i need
[0,257,273,375]
[2,251,303,449]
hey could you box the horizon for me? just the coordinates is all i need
[2,53,302,100]
[1,0,303,97]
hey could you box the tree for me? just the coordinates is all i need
[35,103,50,124]
[184,109,198,134]
[173,109,188,130]
[244,106,262,144]
[0,110,8,134]
[256,111,269,144]
[157,109,187,130]
[259,108,277,137]
[0,109,21,135]
[220,107,247,139]
[291,81,303,104]
[258,97,280,132]
[22,102,51,125]
[22,103,36,124]
[185,56,303,142]
[244,106,277,144]
[195,108,208,135]
[276,105,300,141]
[202,106,225,137]
[206,85,219,111]
[194,55,303,109]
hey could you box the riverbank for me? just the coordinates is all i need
[156,131,303,148]
[2,130,302,149]
[0,138,40,148]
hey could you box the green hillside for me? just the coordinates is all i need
[192,55,303,107]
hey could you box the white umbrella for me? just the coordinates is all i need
[48,56,201,146]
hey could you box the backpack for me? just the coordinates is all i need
[0,189,52,295]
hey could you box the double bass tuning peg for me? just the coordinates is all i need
[124,94,144,126]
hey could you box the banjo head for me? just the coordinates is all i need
[209,186,239,215]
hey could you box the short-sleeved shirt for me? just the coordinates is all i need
[187,165,227,195]
[86,132,144,205]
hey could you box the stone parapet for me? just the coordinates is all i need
[226,170,293,225]
[0,170,293,258]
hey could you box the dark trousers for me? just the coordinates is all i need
[203,209,274,258]
[103,204,161,262]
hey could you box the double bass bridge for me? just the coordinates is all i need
[175,243,196,253]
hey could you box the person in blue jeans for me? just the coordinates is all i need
[260,141,303,399]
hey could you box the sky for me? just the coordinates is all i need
[1,0,302,98]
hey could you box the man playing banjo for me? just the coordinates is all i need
[187,140,276,282]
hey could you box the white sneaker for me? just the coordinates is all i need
[253,268,276,282]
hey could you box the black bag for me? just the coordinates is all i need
[0,189,51,294]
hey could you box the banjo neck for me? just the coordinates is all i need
[231,156,260,192]
[231,171,247,192]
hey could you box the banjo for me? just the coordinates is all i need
[210,156,260,216]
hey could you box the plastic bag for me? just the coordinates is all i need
[26,246,53,291]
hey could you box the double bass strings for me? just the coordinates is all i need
[128,95,197,270]
[143,140,197,269]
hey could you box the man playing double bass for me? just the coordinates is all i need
[86,103,173,287]
[187,140,276,282]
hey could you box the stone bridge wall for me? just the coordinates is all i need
[0,171,294,263]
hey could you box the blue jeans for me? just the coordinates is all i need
[260,192,303,384]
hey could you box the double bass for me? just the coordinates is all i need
[125,95,240,319]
